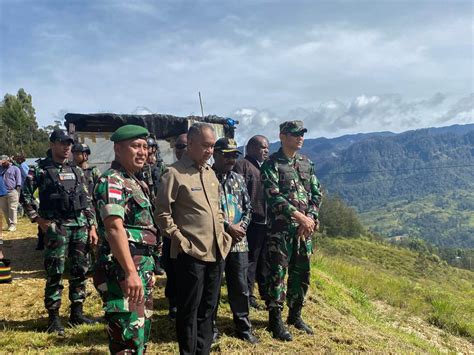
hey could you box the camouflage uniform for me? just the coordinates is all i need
[93,160,158,354]
[261,147,322,310]
[22,156,96,311]
[82,166,101,198]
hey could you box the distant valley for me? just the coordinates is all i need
[269,124,474,248]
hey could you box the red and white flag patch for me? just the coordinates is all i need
[108,182,122,200]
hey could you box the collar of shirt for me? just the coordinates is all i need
[244,155,262,168]
[276,147,302,164]
[181,152,211,171]
[211,166,230,183]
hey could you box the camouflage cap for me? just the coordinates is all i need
[280,120,308,134]
[110,124,149,143]
[214,138,242,154]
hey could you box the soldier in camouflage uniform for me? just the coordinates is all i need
[138,136,165,276]
[71,143,101,196]
[21,130,98,336]
[261,120,322,341]
[93,125,158,354]
[72,143,101,274]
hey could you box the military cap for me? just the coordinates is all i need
[110,124,149,143]
[280,120,308,134]
[72,143,91,154]
[214,138,242,154]
[50,129,74,143]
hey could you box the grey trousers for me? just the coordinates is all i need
[0,190,19,227]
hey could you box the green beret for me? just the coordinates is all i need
[110,125,149,143]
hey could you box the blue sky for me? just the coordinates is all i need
[1,0,472,143]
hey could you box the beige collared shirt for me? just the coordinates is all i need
[154,153,232,261]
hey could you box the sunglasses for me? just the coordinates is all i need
[222,152,239,159]
[175,144,187,150]
[289,131,305,137]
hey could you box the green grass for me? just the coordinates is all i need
[0,219,472,352]
[360,189,474,248]
[317,237,474,341]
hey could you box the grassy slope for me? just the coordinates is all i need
[359,190,474,247]
[0,219,472,353]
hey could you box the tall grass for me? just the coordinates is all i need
[316,237,474,340]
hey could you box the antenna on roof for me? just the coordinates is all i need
[198,92,205,119]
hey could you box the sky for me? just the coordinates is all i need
[1,0,473,144]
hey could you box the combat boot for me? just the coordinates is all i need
[47,310,65,336]
[268,308,292,341]
[69,303,97,326]
[287,305,314,335]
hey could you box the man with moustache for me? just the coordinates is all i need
[261,121,322,341]
[93,125,158,354]
[155,122,232,355]
[21,130,98,335]
[233,135,270,310]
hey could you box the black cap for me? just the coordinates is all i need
[214,138,242,154]
[50,130,74,144]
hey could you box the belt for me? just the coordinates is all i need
[129,242,156,257]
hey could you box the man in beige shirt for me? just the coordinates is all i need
[155,122,232,355]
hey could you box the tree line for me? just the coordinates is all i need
[0,88,61,157]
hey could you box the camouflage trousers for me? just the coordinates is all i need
[93,253,155,355]
[44,222,90,310]
[266,222,313,310]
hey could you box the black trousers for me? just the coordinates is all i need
[162,237,177,304]
[216,252,252,335]
[246,222,269,301]
[175,252,224,355]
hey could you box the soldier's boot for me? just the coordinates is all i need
[69,303,97,326]
[47,310,65,336]
[287,305,314,335]
[268,308,292,341]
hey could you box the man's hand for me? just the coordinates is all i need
[292,211,315,240]
[122,271,144,305]
[88,226,99,248]
[228,222,246,242]
[36,217,52,233]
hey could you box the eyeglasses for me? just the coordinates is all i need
[289,131,305,137]
[175,144,187,150]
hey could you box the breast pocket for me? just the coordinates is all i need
[130,194,153,225]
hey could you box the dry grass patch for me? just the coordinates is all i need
[0,219,472,352]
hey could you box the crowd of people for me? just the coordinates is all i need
[1,120,322,355]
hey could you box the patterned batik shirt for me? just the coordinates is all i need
[214,169,253,253]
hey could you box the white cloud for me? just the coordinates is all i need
[232,93,474,144]
[1,1,471,140]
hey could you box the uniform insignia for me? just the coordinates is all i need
[58,172,76,181]
[108,182,123,200]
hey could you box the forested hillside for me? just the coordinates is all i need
[269,124,474,248]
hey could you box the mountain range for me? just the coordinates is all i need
[269,124,474,248]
